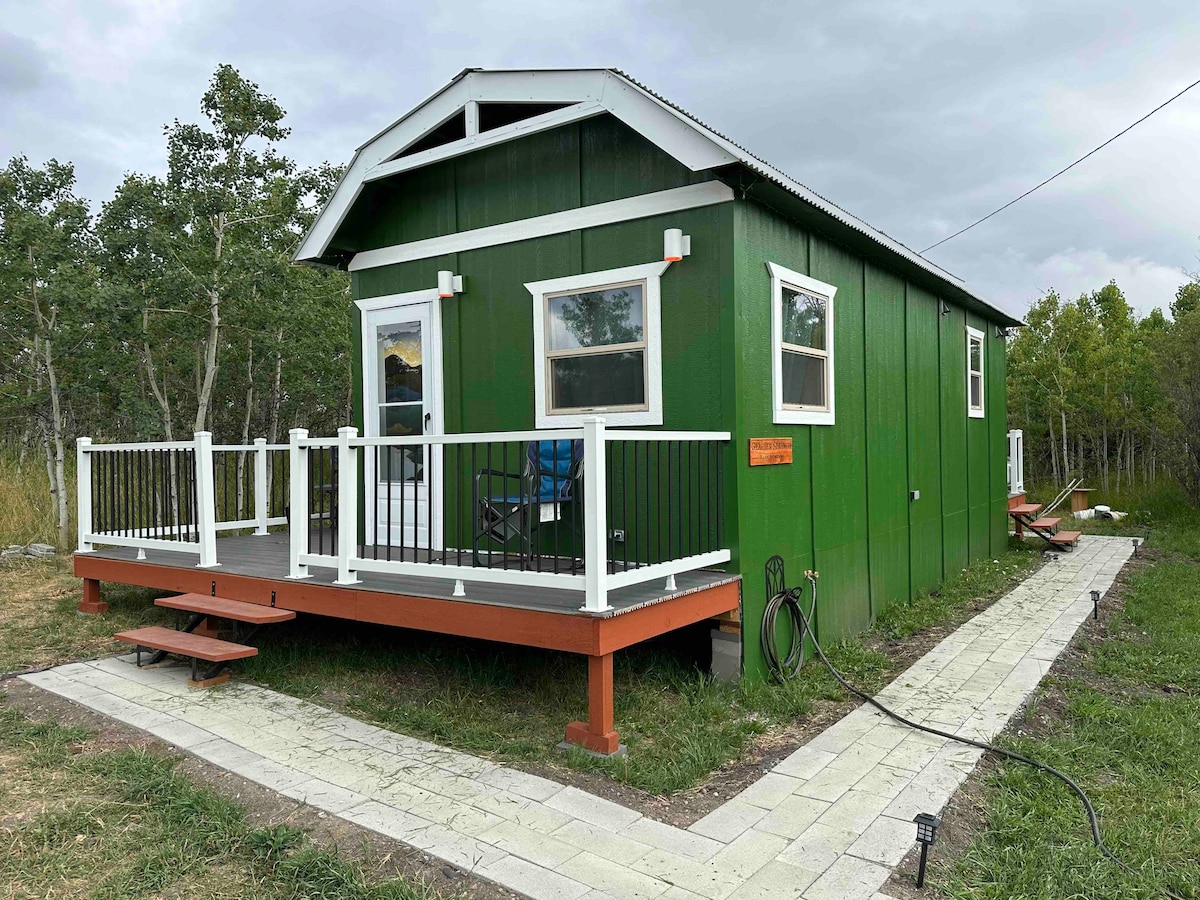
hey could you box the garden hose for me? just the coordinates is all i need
[768,571,1145,885]
[759,583,810,681]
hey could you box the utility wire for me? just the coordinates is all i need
[922,76,1200,254]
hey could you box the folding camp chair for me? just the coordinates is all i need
[473,439,584,570]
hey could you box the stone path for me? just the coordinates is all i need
[21,535,1133,900]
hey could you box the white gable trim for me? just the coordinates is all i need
[295,69,736,264]
[348,181,733,272]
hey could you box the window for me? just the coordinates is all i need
[966,325,985,418]
[527,262,667,427]
[768,262,837,426]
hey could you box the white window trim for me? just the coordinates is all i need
[768,262,837,426]
[966,325,985,419]
[526,261,668,428]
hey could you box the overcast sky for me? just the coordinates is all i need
[2,0,1196,319]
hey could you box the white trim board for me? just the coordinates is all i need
[348,182,732,272]
[966,324,986,419]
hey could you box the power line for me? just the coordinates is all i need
[922,75,1200,254]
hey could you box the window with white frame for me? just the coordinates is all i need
[768,262,836,426]
[526,262,667,427]
[966,325,985,418]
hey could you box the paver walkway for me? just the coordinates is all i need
[22,535,1133,900]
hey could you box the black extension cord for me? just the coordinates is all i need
[763,571,1153,889]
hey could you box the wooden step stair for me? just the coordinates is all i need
[1049,530,1082,548]
[1028,517,1061,530]
[1009,503,1043,516]
[154,593,295,624]
[115,625,258,688]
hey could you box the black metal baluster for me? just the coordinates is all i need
[644,441,651,564]
[386,443,394,560]
[620,441,628,574]
[190,450,199,544]
[484,444,492,569]
[551,440,559,575]
[606,441,614,574]
[470,443,477,568]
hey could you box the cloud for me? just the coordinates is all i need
[973,247,1190,320]
[0,0,1197,320]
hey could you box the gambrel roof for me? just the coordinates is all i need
[298,68,1021,327]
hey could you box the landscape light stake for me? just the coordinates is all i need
[1091,589,1101,620]
[913,813,940,888]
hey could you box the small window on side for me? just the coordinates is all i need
[967,326,985,418]
[768,262,837,426]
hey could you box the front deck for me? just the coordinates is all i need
[74,422,741,755]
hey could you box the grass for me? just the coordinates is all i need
[0,702,438,899]
[0,557,173,674]
[939,492,1200,900]
[0,450,73,548]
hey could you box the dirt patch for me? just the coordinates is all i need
[1,679,519,900]
[882,545,1151,897]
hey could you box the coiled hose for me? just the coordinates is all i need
[765,571,1143,883]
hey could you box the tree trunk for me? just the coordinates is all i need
[29,249,70,548]
[235,341,254,519]
[194,212,225,434]
[266,328,284,501]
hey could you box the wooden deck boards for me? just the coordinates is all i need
[84,531,738,619]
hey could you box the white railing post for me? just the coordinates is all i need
[288,428,310,579]
[334,426,361,585]
[76,437,93,553]
[193,431,219,568]
[254,438,269,535]
[1008,429,1024,495]
[582,416,609,612]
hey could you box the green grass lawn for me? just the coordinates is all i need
[940,491,1200,900]
[0,703,438,900]
[0,557,173,674]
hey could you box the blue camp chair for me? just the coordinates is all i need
[474,439,584,570]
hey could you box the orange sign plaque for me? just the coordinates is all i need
[749,437,793,466]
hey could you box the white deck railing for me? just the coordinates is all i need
[76,419,731,612]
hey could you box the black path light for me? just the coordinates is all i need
[1091,589,1101,620]
[913,812,941,888]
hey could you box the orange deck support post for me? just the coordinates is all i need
[78,578,108,615]
[564,652,622,756]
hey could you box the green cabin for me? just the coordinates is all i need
[297,68,1023,683]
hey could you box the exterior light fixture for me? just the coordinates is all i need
[940,300,950,316]
[437,270,463,298]
[995,325,1008,339]
[1091,589,1101,620]
[1132,538,1140,558]
[663,228,691,262]
[913,812,940,888]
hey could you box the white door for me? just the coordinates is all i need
[364,301,442,552]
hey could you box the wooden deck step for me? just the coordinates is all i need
[154,593,295,624]
[1029,517,1061,530]
[1049,530,1082,547]
[1009,503,1043,516]
[114,626,258,662]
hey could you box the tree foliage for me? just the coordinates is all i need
[1007,276,1200,502]
[0,65,351,544]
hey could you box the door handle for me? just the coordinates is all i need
[424,412,432,430]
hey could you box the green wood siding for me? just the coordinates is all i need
[810,236,871,640]
[939,304,969,574]
[966,312,991,562]
[864,265,910,618]
[906,285,943,596]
